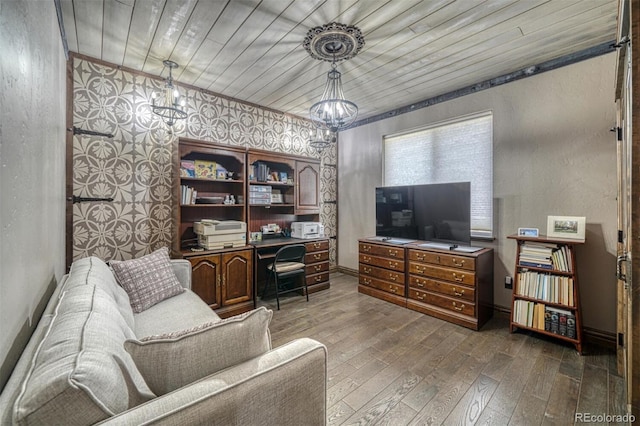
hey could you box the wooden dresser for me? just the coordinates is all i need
[358,240,406,307]
[304,239,330,293]
[358,239,494,330]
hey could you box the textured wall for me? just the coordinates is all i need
[338,54,617,333]
[0,1,66,385]
[71,58,337,264]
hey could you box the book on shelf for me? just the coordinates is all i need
[194,160,216,179]
[544,306,575,338]
[180,185,197,205]
[180,160,196,177]
[518,242,572,272]
[515,270,574,306]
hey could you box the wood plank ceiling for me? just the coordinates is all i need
[59,0,618,124]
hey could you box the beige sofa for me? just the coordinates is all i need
[0,256,327,425]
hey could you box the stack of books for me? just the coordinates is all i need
[512,301,576,339]
[518,242,572,272]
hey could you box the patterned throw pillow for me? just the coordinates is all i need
[111,247,185,313]
[124,307,273,395]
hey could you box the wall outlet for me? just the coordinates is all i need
[505,276,513,289]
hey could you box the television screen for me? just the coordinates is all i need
[375,182,471,244]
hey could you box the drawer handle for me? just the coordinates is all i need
[453,272,465,282]
[363,267,371,273]
[453,287,465,297]
[388,250,397,257]
[452,258,465,267]
[389,274,398,282]
[416,254,425,261]
[315,276,323,282]
[416,280,425,288]
[389,286,397,293]
[314,253,322,260]
[452,302,465,311]
[363,255,371,262]
[389,261,398,269]
[416,293,425,301]
[315,265,322,272]
[363,278,371,285]
[314,243,321,249]
[415,265,426,274]
[362,245,371,252]
[436,255,441,262]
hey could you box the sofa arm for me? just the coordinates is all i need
[171,259,192,290]
[100,338,327,426]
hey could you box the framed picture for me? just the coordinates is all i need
[517,227,539,237]
[546,216,586,241]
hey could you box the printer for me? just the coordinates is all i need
[291,222,324,239]
[193,220,247,249]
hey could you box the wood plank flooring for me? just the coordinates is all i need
[257,273,627,426]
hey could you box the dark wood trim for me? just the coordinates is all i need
[351,42,615,129]
[64,56,74,271]
[631,0,640,416]
[68,52,310,123]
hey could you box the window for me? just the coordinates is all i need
[383,112,493,238]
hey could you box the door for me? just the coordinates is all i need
[189,254,222,309]
[295,160,320,213]
[221,249,253,305]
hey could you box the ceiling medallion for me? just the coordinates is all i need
[303,22,364,62]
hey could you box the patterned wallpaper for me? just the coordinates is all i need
[72,57,337,264]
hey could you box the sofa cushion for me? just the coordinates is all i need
[125,307,273,395]
[13,285,155,426]
[62,256,135,329]
[111,247,185,313]
[133,289,221,338]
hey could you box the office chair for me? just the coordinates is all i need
[264,244,307,310]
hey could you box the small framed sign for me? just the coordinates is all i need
[517,227,539,237]
[547,216,586,241]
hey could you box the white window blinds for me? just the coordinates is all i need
[383,112,493,238]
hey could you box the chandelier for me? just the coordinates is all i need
[308,127,336,151]
[151,60,187,127]
[304,22,364,134]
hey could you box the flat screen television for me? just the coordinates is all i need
[375,182,471,245]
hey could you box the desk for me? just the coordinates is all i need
[251,237,330,302]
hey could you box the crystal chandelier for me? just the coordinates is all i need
[151,60,187,127]
[304,22,364,134]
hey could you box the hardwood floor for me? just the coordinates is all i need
[258,273,627,426]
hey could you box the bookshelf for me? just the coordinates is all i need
[507,234,584,353]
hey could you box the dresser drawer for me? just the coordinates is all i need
[307,271,329,286]
[306,240,329,253]
[306,250,329,264]
[409,276,475,302]
[359,243,405,260]
[359,253,403,271]
[306,261,329,276]
[408,250,475,271]
[409,289,475,316]
[359,263,404,285]
[409,262,475,286]
[360,275,405,296]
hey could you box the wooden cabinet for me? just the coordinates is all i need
[246,149,321,238]
[173,138,247,255]
[357,238,494,330]
[304,239,330,292]
[508,234,583,353]
[295,160,320,214]
[358,241,407,307]
[184,248,253,319]
[406,245,493,330]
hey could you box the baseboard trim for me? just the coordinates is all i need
[334,270,617,349]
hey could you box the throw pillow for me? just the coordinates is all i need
[111,247,185,313]
[124,307,273,395]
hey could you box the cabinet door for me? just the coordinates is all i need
[221,249,253,306]
[295,161,320,213]
[189,255,222,309]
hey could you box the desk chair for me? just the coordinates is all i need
[264,244,307,310]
